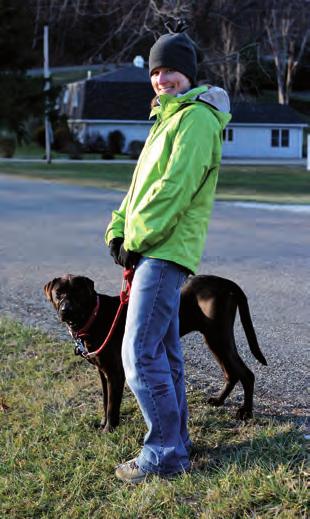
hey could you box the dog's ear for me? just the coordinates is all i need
[44,278,60,302]
[77,276,95,293]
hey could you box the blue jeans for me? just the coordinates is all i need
[121,257,191,475]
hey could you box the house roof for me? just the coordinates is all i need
[91,64,150,83]
[231,102,306,125]
[82,80,154,119]
[62,66,307,125]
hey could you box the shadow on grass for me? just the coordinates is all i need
[188,407,307,475]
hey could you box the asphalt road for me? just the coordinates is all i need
[0,174,309,425]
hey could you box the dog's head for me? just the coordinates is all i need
[44,274,96,330]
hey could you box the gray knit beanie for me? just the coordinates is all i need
[149,20,198,85]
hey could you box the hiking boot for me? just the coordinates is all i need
[115,458,148,484]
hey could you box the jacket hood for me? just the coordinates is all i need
[195,85,232,129]
[150,85,231,128]
[196,86,230,112]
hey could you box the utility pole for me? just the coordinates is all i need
[44,25,51,164]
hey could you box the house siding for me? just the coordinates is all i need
[222,125,303,158]
[69,120,152,152]
[63,70,307,160]
[69,120,304,159]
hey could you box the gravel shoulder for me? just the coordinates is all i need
[0,174,309,429]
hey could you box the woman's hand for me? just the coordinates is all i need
[118,244,141,269]
[109,237,124,264]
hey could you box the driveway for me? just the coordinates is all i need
[0,174,309,425]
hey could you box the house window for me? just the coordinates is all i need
[271,129,290,147]
[271,129,279,147]
[223,128,234,142]
[281,129,289,147]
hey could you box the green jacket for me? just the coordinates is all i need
[105,85,231,274]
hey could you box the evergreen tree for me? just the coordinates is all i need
[0,0,50,141]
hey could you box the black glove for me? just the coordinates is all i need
[118,244,141,269]
[109,237,124,265]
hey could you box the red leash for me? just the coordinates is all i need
[70,295,100,339]
[85,268,134,359]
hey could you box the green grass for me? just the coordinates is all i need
[14,143,63,160]
[52,71,99,85]
[0,161,134,191]
[1,160,310,204]
[14,143,116,161]
[216,165,310,204]
[51,67,106,86]
[27,66,106,85]
[0,317,308,518]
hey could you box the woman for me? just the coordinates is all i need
[105,24,231,483]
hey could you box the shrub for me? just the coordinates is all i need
[34,125,46,148]
[17,117,39,146]
[128,140,144,159]
[107,130,125,154]
[101,151,114,160]
[0,130,17,158]
[53,126,72,152]
[83,132,106,153]
[63,141,82,160]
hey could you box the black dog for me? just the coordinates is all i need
[44,274,267,432]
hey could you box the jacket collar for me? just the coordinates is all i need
[149,85,208,120]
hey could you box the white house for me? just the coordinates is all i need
[60,64,153,152]
[60,64,307,159]
[223,103,307,158]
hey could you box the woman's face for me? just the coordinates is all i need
[151,67,191,96]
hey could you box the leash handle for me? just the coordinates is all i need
[120,268,134,304]
[86,268,134,359]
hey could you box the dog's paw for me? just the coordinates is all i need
[207,396,224,407]
[235,406,253,421]
[98,422,118,433]
[95,419,112,433]
[100,425,113,433]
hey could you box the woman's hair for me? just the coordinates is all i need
[150,77,196,109]
[151,96,159,109]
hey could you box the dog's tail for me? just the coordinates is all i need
[235,286,267,365]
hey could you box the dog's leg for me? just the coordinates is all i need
[202,291,255,421]
[215,294,255,419]
[183,277,261,420]
[98,370,108,429]
[207,368,238,407]
[204,329,238,406]
[206,330,255,420]
[233,355,255,420]
[102,368,125,433]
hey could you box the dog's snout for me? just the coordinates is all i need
[59,300,73,315]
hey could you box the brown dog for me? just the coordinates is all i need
[44,274,267,432]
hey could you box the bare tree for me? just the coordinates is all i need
[28,0,200,64]
[27,0,309,105]
[29,0,105,62]
[262,0,310,104]
[192,0,259,98]
[208,9,245,96]
[83,0,194,63]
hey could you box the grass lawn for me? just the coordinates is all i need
[0,161,134,191]
[217,165,310,204]
[0,317,308,518]
[0,160,310,204]
[14,144,107,161]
